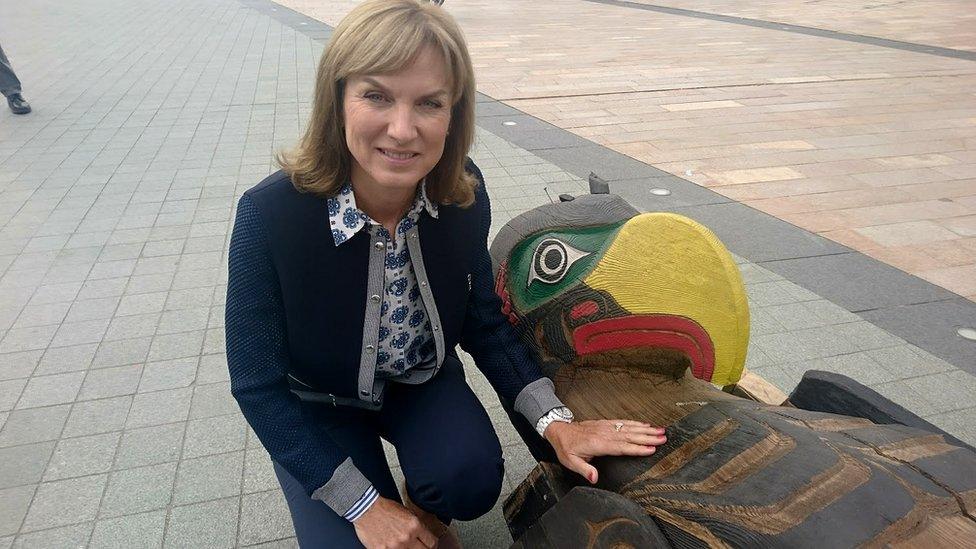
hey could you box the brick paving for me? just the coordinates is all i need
[281,0,976,301]
[0,0,974,547]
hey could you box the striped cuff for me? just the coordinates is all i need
[344,485,379,522]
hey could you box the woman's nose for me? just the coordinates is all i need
[387,105,419,143]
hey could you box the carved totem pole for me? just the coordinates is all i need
[490,193,976,548]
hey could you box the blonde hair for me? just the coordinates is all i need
[278,0,477,206]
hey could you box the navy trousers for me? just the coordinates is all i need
[273,356,504,547]
[0,44,22,98]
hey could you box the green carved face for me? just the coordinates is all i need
[507,222,626,312]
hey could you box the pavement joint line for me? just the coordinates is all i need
[490,71,976,103]
[582,0,976,62]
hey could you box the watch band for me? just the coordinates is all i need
[535,406,574,436]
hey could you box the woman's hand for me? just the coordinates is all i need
[353,496,438,549]
[544,420,667,484]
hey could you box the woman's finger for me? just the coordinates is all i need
[625,433,668,446]
[607,420,666,435]
[613,442,659,457]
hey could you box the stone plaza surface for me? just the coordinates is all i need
[0,0,974,547]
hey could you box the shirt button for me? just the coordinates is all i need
[365,345,375,353]
[374,241,384,250]
[432,325,440,332]
[420,281,427,287]
[360,389,370,396]
[370,294,380,303]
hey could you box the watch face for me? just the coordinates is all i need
[553,407,573,420]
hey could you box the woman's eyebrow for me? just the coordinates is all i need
[357,76,449,99]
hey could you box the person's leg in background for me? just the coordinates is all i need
[273,403,401,548]
[0,43,31,114]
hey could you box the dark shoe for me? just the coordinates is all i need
[7,94,31,115]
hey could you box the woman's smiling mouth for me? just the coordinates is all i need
[378,148,419,162]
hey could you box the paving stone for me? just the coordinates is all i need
[11,523,92,549]
[183,414,246,459]
[62,396,132,438]
[92,337,152,369]
[925,407,976,447]
[860,298,976,376]
[0,325,58,353]
[15,371,86,409]
[0,442,54,489]
[64,296,123,323]
[867,345,956,379]
[872,380,942,417]
[0,405,71,447]
[0,379,26,412]
[898,372,976,415]
[188,381,237,419]
[196,354,229,384]
[78,364,143,401]
[43,431,121,481]
[49,319,111,348]
[116,292,168,317]
[156,307,210,335]
[762,253,957,313]
[22,474,106,532]
[34,343,97,375]
[115,423,185,470]
[125,387,192,429]
[90,511,166,549]
[0,351,41,381]
[164,497,239,549]
[147,331,205,362]
[138,358,198,393]
[99,462,177,518]
[238,489,294,546]
[0,485,35,536]
[104,313,162,341]
[243,448,278,494]
[173,451,244,506]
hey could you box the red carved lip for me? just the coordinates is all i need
[572,315,715,380]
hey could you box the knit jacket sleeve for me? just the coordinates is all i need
[458,164,565,427]
[225,192,373,518]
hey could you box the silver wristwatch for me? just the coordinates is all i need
[535,406,574,436]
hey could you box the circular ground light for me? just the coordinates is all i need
[502,121,517,126]
[957,327,976,341]
[649,188,671,196]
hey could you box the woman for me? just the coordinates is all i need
[225,1,667,546]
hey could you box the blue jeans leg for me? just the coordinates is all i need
[380,356,505,522]
[273,405,399,548]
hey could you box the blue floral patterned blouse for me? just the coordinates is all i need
[327,182,438,381]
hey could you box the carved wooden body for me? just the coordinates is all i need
[490,194,976,548]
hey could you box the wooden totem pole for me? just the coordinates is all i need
[489,194,976,548]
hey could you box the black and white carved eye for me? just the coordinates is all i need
[528,238,590,286]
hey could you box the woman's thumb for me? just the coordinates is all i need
[566,455,598,484]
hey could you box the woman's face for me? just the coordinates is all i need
[343,46,453,198]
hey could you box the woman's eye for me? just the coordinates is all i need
[528,238,590,286]
[364,92,388,103]
[423,99,443,109]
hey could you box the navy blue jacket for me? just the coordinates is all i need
[225,161,562,510]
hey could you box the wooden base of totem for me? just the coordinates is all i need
[504,367,976,548]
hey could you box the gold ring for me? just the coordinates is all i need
[614,422,624,432]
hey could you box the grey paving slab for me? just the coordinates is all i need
[99,463,177,519]
[43,432,121,482]
[0,405,70,447]
[761,253,959,312]
[861,299,976,376]
[114,423,185,471]
[15,371,86,409]
[89,511,166,549]
[0,485,35,537]
[124,388,192,430]
[12,523,92,549]
[0,442,54,490]
[163,497,239,549]
[78,365,143,401]
[62,396,132,438]
[22,474,107,532]
[238,490,294,546]
[172,451,244,506]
